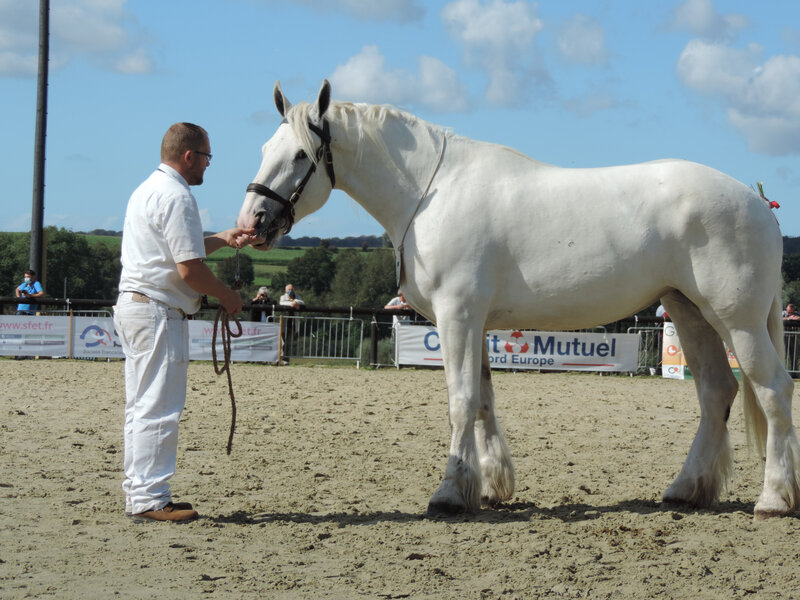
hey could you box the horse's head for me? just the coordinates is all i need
[238,79,335,250]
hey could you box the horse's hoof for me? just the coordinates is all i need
[425,500,465,518]
[481,494,501,508]
[754,509,787,521]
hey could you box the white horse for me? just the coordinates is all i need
[238,79,799,519]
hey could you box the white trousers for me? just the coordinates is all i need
[113,293,189,514]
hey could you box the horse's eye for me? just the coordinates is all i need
[294,150,307,162]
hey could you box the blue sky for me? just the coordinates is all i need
[2,0,800,238]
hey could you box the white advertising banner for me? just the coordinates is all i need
[72,316,124,358]
[188,320,280,363]
[396,325,639,372]
[0,315,279,363]
[0,315,70,356]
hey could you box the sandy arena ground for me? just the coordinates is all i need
[2,359,800,599]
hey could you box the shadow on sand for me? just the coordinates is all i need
[207,496,786,527]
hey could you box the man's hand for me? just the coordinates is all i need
[219,287,243,315]
[177,259,243,315]
[205,227,256,255]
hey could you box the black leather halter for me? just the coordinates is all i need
[246,120,335,235]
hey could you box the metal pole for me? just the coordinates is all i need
[370,317,379,368]
[30,0,49,279]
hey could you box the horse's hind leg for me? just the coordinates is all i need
[661,292,738,507]
[726,323,800,518]
[475,341,515,506]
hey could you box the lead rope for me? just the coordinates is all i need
[213,307,242,454]
[214,249,245,454]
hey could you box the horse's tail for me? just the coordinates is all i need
[742,291,785,456]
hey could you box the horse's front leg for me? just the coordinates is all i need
[476,341,515,506]
[427,317,484,516]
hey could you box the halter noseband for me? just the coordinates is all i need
[246,119,335,235]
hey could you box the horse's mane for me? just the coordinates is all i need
[284,100,445,169]
[284,99,545,178]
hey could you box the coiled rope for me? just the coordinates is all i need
[212,307,242,454]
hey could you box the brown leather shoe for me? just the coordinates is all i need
[131,502,199,522]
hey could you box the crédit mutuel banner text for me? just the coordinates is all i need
[395,325,639,372]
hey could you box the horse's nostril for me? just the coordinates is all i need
[254,211,266,226]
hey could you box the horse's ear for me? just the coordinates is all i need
[274,81,291,117]
[315,79,331,118]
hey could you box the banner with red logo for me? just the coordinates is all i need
[395,325,639,372]
[661,322,740,380]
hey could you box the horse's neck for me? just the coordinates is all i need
[332,107,444,245]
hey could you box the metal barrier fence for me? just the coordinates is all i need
[627,326,665,375]
[786,329,800,378]
[628,325,800,378]
[40,309,113,318]
[280,314,364,367]
[3,296,800,376]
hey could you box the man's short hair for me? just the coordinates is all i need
[25,269,36,278]
[161,122,208,163]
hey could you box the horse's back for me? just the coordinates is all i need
[410,149,782,330]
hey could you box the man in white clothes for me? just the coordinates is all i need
[279,284,304,309]
[384,290,411,327]
[114,122,253,522]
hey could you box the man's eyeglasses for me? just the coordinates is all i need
[193,150,212,164]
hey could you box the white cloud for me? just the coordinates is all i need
[668,0,748,42]
[114,47,153,75]
[676,39,759,95]
[557,13,608,66]
[677,40,800,155]
[441,0,546,107]
[0,0,154,77]
[292,0,424,23]
[0,51,37,77]
[330,45,468,112]
[417,55,469,112]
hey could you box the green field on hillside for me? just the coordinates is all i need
[5,232,380,289]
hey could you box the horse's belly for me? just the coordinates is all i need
[484,277,667,330]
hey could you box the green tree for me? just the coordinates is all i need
[783,254,800,283]
[86,241,122,299]
[329,249,365,305]
[285,245,336,301]
[216,253,254,287]
[0,228,122,301]
[359,249,396,308]
[46,227,95,298]
[0,234,30,298]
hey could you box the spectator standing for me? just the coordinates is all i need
[15,269,44,315]
[384,290,410,326]
[279,284,304,359]
[250,286,272,322]
[783,304,800,321]
[279,284,304,309]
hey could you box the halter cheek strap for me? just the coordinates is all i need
[308,120,335,187]
[246,119,335,235]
